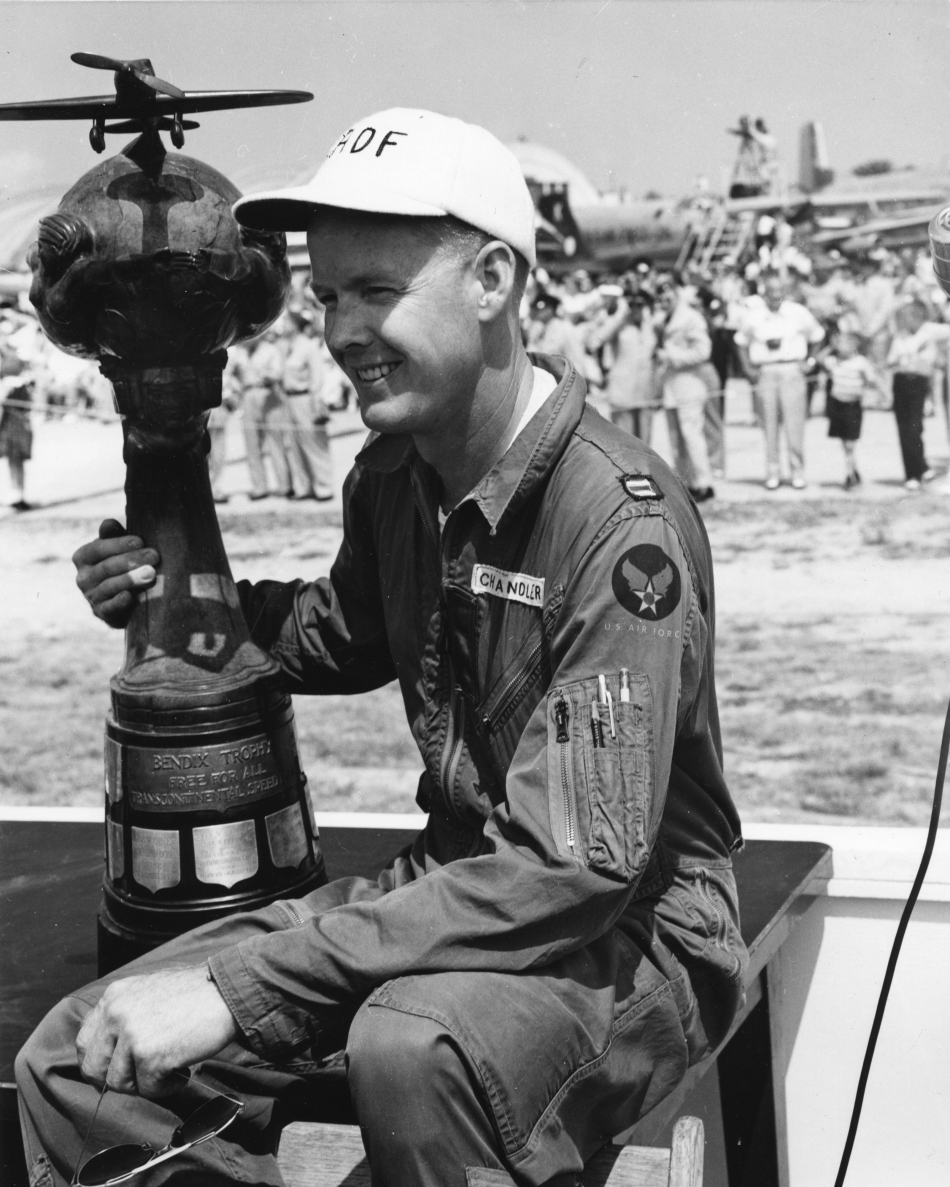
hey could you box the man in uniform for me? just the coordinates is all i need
[17,109,746,1187]
[238,326,296,500]
[282,308,335,501]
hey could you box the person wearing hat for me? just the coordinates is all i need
[235,323,298,500]
[527,288,590,378]
[590,290,659,443]
[654,282,717,503]
[21,109,746,1187]
[281,308,335,501]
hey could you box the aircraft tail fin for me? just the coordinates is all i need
[528,181,583,259]
[799,121,835,193]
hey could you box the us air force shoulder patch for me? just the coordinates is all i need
[611,543,682,621]
[620,474,663,501]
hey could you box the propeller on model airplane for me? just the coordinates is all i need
[70,53,187,102]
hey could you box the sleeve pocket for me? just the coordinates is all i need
[546,674,654,882]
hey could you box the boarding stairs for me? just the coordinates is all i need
[678,207,756,272]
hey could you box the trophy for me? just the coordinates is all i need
[929,206,950,297]
[0,54,327,972]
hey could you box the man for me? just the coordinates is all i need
[17,109,746,1187]
[238,326,295,500]
[655,282,717,503]
[591,289,658,443]
[735,274,824,490]
[526,288,590,377]
[282,309,335,501]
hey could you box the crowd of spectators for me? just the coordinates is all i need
[521,246,950,499]
[3,246,949,510]
[0,278,354,510]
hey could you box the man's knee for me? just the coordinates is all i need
[15,995,89,1093]
[346,1000,461,1100]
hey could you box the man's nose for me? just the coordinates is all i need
[326,298,374,355]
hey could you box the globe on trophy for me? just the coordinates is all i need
[0,54,327,972]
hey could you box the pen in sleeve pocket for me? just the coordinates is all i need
[597,674,616,738]
[590,700,605,748]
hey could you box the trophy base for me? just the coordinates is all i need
[100,672,328,977]
[97,858,327,976]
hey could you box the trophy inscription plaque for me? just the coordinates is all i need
[0,55,326,972]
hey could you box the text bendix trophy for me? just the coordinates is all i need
[0,54,327,972]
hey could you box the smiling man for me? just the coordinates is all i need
[18,110,746,1187]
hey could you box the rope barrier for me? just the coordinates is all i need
[0,397,360,435]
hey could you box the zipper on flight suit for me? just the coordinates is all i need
[480,590,564,738]
[412,475,467,810]
[282,900,305,927]
[440,681,466,804]
[554,695,577,856]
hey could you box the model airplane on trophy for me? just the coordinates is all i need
[0,55,325,972]
[0,51,312,152]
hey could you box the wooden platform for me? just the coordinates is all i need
[0,819,831,1187]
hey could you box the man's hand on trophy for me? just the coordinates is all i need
[73,518,160,628]
[76,966,239,1098]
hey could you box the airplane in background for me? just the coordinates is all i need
[511,122,950,273]
[782,122,950,254]
[508,140,692,273]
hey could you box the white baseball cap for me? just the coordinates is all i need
[233,107,537,266]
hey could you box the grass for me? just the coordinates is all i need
[1,494,948,824]
[715,624,948,824]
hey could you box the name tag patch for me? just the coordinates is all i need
[471,564,544,608]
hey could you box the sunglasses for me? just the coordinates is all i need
[72,1074,244,1186]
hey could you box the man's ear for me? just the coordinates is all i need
[474,241,517,322]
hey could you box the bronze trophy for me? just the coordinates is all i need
[0,55,326,972]
[930,206,950,297]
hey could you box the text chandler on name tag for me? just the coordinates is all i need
[471,564,544,608]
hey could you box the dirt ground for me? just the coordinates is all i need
[1,404,949,825]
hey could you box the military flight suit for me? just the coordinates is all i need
[17,356,746,1187]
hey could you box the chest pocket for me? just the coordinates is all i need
[546,672,654,883]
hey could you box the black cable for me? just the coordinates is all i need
[834,690,950,1187]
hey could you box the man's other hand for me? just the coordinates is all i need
[75,967,239,1098]
[72,519,160,628]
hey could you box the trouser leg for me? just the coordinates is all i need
[703,394,725,475]
[15,881,384,1187]
[892,378,928,480]
[8,455,25,498]
[345,920,712,1187]
[285,396,333,498]
[664,409,691,485]
[243,392,269,497]
[757,370,781,479]
[262,391,293,496]
[776,366,807,478]
[675,398,713,489]
[16,982,290,1186]
[631,408,655,445]
[284,427,311,498]
[347,1006,508,1187]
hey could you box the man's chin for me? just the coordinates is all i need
[357,391,422,436]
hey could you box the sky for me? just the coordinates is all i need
[0,0,948,206]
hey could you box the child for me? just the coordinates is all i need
[822,331,883,489]
[886,300,950,490]
[0,331,34,511]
